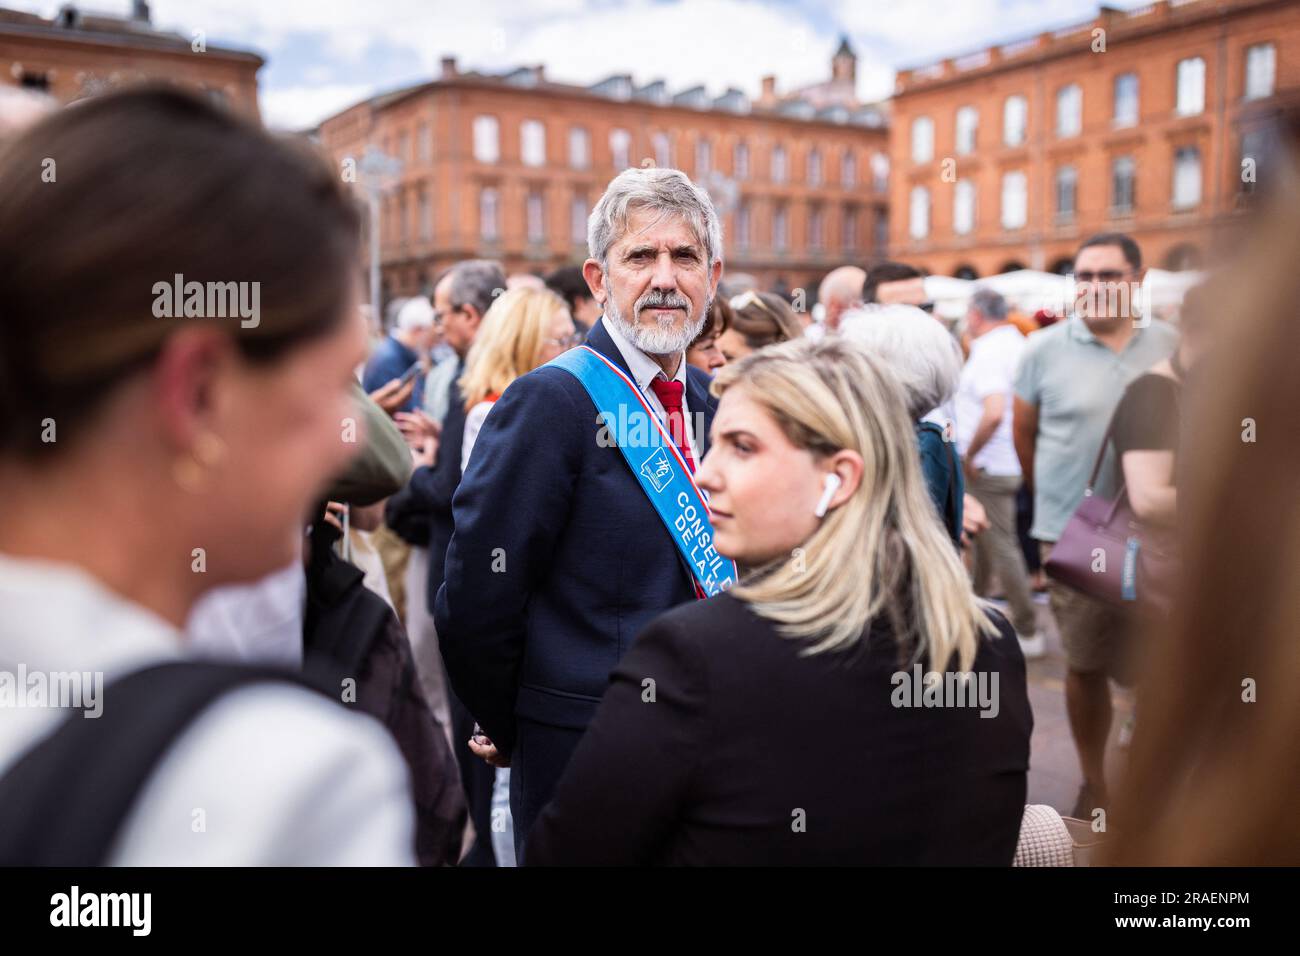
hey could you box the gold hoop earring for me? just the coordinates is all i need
[193,432,227,467]
[172,456,205,493]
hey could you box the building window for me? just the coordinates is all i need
[736,202,751,249]
[419,191,432,240]
[473,115,499,163]
[870,152,889,193]
[1172,146,1202,209]
[610,128,631,169]
[911,116,934,163]
[480,187,499,241]
[1176,57,1206,116]
[571,194,588,244]
[953,179,975,236]
[1055,165,1077,220]
[808,148,822,185]
[397,131,410,163]
[1003,95,1027,146]
[841,206,858,250]
[1001,171,1027,230]
[417,122,432,163]
[695,136,712,177]
[398,189,408,244]
[1056,84,1082,138]
[955,105,978,156]
[653,132,672,168]
[809,206,824,249]
[1112,155,1136,214]
[841,149,855,187]
[521,119,546,166]
[569,127,590,169]
[526,191,545,243]
[1240,129,1267,195]
[1113,73,1139,128]
[1245,43,1275,101]
[909,185,930,239]
[772,144,787,183]
[773,204,788,249]
[734,141,749,180]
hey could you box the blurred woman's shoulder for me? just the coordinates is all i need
[111,682,415,865]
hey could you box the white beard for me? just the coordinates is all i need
[605,284,708,356]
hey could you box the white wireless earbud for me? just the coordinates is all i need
[814,473,842,518]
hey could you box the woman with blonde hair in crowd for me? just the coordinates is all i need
[458,286,578,472]
[526,336,1031,865]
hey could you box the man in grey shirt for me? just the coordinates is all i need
[1012,233,1177,818]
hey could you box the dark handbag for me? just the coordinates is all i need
[1043,417,1176,614]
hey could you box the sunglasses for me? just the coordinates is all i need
[1072,270,1132,283]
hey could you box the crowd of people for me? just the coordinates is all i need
[0,85,1295,866]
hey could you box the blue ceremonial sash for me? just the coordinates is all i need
[546,345,738,598]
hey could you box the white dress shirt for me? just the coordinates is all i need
[602,317,700,464]
[0,552,415,865]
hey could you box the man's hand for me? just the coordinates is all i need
[469,727,510,769]
[322,500,348,532]
[395,409,441,449]
[961,493,988,549]
[369,376,416,417]
[411,436,437,470]
[1012,396,1038,497]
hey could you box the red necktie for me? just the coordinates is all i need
[648,377,694,474]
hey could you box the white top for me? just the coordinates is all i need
[0,553,415,865]
[955,323,1025,476]
[601,318,700,464]
[185,560,306,668]
[462,400,494,474]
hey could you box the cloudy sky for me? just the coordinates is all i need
[12,0,1144,129]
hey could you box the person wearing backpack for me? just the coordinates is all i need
[0,87,416,865]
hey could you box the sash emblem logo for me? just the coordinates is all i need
[639,446,673,493]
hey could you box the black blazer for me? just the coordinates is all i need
[434,319,718,759]
[397,363,469,614]
[525,593,1032,865]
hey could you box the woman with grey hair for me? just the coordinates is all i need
[840,304,965,545]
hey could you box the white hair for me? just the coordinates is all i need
[587,166,722,269]
[396,295,435,331]
[838,304,963,420]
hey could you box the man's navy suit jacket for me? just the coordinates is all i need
[433,318,718,761]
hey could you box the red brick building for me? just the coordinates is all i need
[889,0,1300,278]
[0,2,262,120]
[316,41,890,302]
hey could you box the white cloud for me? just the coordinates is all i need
[6,0,1153,128]
[261,81,373,130]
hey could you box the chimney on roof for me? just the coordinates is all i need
[440,56,457,79]
[760,74,777,106]
[131,0,151,24]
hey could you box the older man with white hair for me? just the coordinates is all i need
[840,303,966,546]
[360,295,438,412]
[434,166,732,858]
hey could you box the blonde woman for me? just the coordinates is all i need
[458,286,578,472]
[526,337,1031,865]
